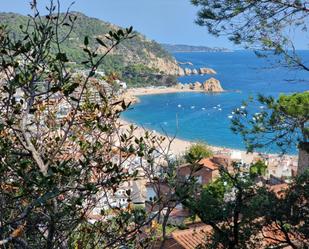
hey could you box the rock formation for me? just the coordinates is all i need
[192,69,198,74]
[199,68,217,74]
[202,77,223,92]
[184,68,192,75]
[182,84,191,90]
[173,78,223,92]
[175,83,184,89]
[182,67,217,76]
[178,68,185,76]
[193,81,202,90]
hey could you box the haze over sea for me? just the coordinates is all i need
[122,51,309,154]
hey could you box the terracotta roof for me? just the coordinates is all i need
[199,158,220,171]
[261,223,308,248]
[269,183,288,198]
[171,224,212,249]
[153,239,184,249]
[169,221,306,249]
[262,224,290,247]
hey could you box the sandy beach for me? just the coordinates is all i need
[127,86,208,96]
[123,86,223,105]
[119,118,191,155]
[119,118,293,165]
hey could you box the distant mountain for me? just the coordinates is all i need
[0,12,181,87]
[161,43,231,53]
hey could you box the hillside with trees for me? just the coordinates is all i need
[0,12,180,87]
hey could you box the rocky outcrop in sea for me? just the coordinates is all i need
[179,67,217,76]
[175,77,223,92]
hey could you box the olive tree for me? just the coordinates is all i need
[0,1,197,248]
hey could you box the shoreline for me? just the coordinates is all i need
[126,86,221,97]
[125,87,241,99]
[119,117,298,164]
[121,86,298,166]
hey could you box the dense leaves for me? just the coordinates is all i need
[0,2,154,248]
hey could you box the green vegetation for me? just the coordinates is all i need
[184,142,213,163]
[0,3,188,247]
[249,160,267,177]
[184,163,309,248]
[231,92,309,154]
[191,0,309,70]
[0,11,178,87]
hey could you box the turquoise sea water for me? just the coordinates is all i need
[122,51,309,154]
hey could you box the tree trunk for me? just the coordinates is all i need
[297,142,309,175]
[160,208,172,249]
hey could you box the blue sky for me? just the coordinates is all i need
[1,0,308,49]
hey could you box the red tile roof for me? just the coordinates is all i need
[168,221,305,249]
[171,224,212,249]
[199,158,220,171]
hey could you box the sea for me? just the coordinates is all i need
[122,50,309,154]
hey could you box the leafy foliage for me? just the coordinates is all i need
[191,0,309,71]
[0,2,187,248]
[184,143,213,163]
[231,92,309,153]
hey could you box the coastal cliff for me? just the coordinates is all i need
[0,12,221,87]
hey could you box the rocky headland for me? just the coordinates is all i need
[123,77,224,105]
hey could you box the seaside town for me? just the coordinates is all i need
[1,63,304,247]
[0,1,308,248]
